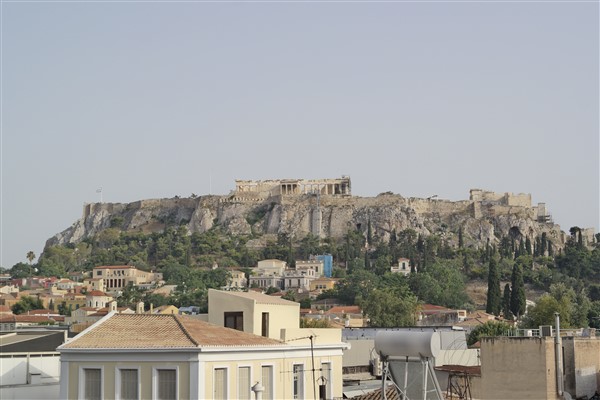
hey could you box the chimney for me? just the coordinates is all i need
[136,301,144,314]
[150,303,154,314]
[109,301,117,312]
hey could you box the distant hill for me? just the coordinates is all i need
[45,182,579,253]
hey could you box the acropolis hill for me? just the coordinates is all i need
[46,177,593,251]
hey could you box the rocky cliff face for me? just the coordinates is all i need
[45,192,567,250]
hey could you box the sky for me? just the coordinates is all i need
[1,0,598,269]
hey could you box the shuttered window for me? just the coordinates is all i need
[262,365,273,400]
[157,369,176,400]
[120,369,138,400]
[238,367,251,400]
[213,368,227,399]
[84,368,101,400]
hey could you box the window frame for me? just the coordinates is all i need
[212,366,229,399]
[115,366,140,400]
[78,365,104,400]
[261,364,275,400]
[321,361,332,400]
[292,363,304,399]
[152,366,179,400]
[224,311,244,331]
[237,365,252,400]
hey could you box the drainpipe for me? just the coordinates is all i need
[554,312,563,397]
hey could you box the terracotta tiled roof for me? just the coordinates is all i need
[14,315,55,323]
[326,306,362,315]
[27,309,55,315]
[349,387,400,400]
[0,315,16,323]
[61,314,285,349]
[0,305,12,313]
[87,290,108,296]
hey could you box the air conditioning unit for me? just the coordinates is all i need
[525,330,533,337]
[540,325,553,337]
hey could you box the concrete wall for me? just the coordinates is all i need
[564,337,600,398]
[0,353,60,386]
[0,382,59,400]
[479,337,558,400]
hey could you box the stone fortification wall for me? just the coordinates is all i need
[470,189,531,208]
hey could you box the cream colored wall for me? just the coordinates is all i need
[479,337,558,400]
[201,352,343,400]
[208,290,255,331]
[67,360,190,400]
[208,290,300,338]
[254,303,299,338]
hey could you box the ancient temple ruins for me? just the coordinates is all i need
[235,176,351,197]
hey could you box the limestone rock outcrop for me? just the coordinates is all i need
[45,191,568,251]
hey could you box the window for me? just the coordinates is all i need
[238,367,251,400]
[118,369,138,400]
[83,368,102,400]
[224,311,244,331]
[156,369,177,400]
[213,368,227,399]
[261,312,269,337]
[96,270,101,276]
[261,365,273,400]
[293,364,304,399]
[321,362,332,400]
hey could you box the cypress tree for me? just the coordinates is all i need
[502,283,513,320]
[525,236,532,255]
[510,264,526,318]
[458,227,464,249]
[486,258,501,316]
[541,232,548,255]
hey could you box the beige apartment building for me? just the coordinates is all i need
[91,266,163,293]
[59,312,347,399]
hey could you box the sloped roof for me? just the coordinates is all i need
[87,290,109,297]
[60,314,284,350]
[348,387,400,400]
[326,306,362,315]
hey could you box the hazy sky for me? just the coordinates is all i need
[1,1,598,269]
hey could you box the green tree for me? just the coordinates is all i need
[520,295,566,328]
[361,288,418,327]
[467,321,511,346]
[300,318,331,328]
[486,258,501,315]
[510,264,526,318]
[502,283,513,320]
[26,251,36,277]
[12,296,44,315]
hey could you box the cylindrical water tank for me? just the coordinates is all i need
[375,330,441,358]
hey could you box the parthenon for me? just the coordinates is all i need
[235,176,351,197]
